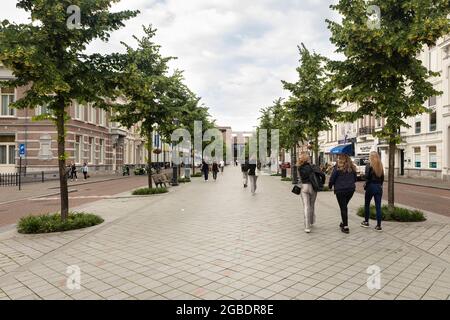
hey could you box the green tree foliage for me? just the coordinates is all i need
[327,0,450,210]
[0,0,138,219]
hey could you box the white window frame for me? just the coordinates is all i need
[0,143,16,165]
[0,88,16,117]
[428,146,437,169]
[99,139,104,164]
[414,147,421,168]
[89,137,95,164]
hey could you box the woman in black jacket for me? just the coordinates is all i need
[298,153,318,233]
[328,154,357,234]
[201,160,209,181]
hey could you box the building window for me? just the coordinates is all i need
[0,141,16,165]
[99,110,106,127]
[75,135,82,164]
[414,147,421,168]
[429,111,437,132]
[36,103,50,116]
[74,101,84,121]
[415,121,421,134]
[429,146,437,169]
[428,96,436,107]
[87,104,96,124]
[1,87,16,116]
[428,47,438,72]
[99,139,104,164]
[89,137,94,164]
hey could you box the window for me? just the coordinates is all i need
[428,96,436,107]
[428,47,438,72]
[415,121,421,134]
[414,147,421,168]
[87,104,96,124]
[89,137,95,164]
[376,118,382,128]
[1,87,16,116]
[429,146,437,169]
[99,110,106,127]
[99,139,104,164]
[75,135,82,164]
[429,111,437,132]
[36,104,50,116]
[0,136,15,165]
[74,101,84,121]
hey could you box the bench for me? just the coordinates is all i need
[152,173,171,188]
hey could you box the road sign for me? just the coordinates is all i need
[19,144,26,157]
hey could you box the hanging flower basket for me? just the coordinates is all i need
[153,148,162,155]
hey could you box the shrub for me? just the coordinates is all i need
[17,212,104,234]
[178,177,191,183]
[134,167,146,175]
[356,205,426,222]
[321,186,331,192]
[132,187,168,195]
[281,177,293,182]
[271,173,282,176]
[191,172,203,178]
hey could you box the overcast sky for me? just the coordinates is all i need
[1,0,340,131]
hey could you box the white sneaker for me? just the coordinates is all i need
[305,228,311,233]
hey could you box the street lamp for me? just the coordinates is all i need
[171,118,179,186]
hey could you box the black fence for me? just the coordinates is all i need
[0,173,20,186]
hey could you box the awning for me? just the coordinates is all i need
[330,144,353,155]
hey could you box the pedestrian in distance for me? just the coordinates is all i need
[361,151,385,232]
[328,154,357,234]
[248,156,258,195]
[82,162,89,180]
[212,161,219,181]
[298,153,324,233]
[70,162,78,182]
[220,159,225,173]
[241,160,249,188]
[201,160,209,181]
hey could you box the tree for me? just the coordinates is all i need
[0,0,138,220]
[112,26,190,189]
[282,44,338,165]
[327,0,450,211]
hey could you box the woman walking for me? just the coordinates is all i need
[201,160,209,181]
[248,157,258,195]
[241,160,249,188]
[82,162,89,180]
[361,151,384,231]
[328,154,357,234]
[70,162,78,182]
[298,153,317,233]
[212,161,219,181]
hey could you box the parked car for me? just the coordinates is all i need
[353,157,368,180]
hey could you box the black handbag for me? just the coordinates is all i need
[292,185,301,195]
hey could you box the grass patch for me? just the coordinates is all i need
[281,177,293,182]
[320,186,331,192]
[357,205,426,222]
[190,172,203,178]
[132,187,169,195]
[178,177,191,183]
[17,212,104,234]
[271,173,282,177]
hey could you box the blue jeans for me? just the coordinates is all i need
[364,183,383,226]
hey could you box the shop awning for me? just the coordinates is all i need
[330,144,353,155]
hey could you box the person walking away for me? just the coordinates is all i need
[248,158,258,195]
[220,160,225,173]
[82,163,89,180]
[328,154,357,234]
[361,151,384,231]
[241,160,249,188]
[212,161,219,181]
[71,162,78,182]
[298,153,318,233]
[201,160,209,181]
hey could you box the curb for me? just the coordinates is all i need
[48,176,134,189]
[395,180,450,191]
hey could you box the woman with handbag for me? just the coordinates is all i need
[298,153,317,233]
[361,152,384,231]
[328,154,357,234]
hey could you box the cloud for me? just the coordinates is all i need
[0,0,339,131]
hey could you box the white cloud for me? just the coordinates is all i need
[0,0,340,131]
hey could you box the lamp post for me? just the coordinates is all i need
[171,118,179,186]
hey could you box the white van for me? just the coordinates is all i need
[353,157,369,180]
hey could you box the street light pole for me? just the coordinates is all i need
[171,119,179,186]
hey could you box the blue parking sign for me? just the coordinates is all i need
[19,144,26,157]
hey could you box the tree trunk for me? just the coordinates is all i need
[147,132,153,189]
[388,139,396,212]
[56,105,69,220]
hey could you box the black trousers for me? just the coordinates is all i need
[335,191,354,227]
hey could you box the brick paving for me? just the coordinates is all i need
[0,167,449,300]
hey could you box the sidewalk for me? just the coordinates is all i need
[0,167,449,300]
[395,177,450,190]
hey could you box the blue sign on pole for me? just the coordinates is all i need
[19,144,26,157]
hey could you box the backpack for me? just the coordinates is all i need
[309,165,325,192]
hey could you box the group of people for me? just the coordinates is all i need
[297,151,384,234]
[67,162,89,182]
[201,160,225,181]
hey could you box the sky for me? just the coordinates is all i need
[0,0,340,131]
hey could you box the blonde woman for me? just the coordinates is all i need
[361,152,384,231]
[328,154,357,234]
[298,153,322,233]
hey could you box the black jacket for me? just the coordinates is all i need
[365,164,384,185]
[328,166,357,194]
[248,164,257,176]
[299,163,314,184]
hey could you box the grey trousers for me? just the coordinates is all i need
[249,175,258,193]
[300,183,317,228]
[242,172,249,186]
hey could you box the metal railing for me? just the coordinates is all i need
[0,173,19,186]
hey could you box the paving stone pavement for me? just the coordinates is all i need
[0,167,449,300]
